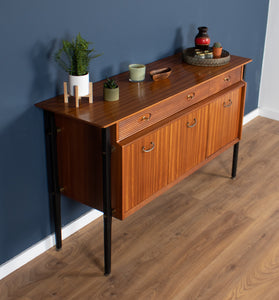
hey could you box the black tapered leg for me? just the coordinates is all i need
[44,111,62,249]
[102,127,112,276]
[231,142,239,179]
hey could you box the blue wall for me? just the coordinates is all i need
[0,0,269,265]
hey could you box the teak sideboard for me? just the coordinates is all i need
[36,53,252,275]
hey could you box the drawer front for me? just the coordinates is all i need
[118,81,210,140]
[209,67,242,95]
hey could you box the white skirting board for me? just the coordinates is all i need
[1,107,277,280]
[0,209,102,280]
[259,107,279,121]
[243,108,260,125]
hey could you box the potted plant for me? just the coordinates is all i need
[213,42,223,58]
[103,78,119,101]
[55,33,102,97]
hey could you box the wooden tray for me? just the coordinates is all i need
[183,47,230,67]
[150,67,172,81]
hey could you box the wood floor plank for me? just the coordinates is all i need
[1,116,279,300]
[175,204,279,300]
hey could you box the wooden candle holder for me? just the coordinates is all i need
[63,82,93,108]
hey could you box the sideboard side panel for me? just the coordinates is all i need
[55,115,103,211]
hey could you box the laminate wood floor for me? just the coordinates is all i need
[1,116,279,300]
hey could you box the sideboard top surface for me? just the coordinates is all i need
[35,53,251,128]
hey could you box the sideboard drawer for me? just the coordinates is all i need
[118,81,210,140]
[209,67,242,95]
[174,80,210,107]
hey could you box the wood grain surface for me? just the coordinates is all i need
[2,116,279,299]
[55,114,103,210]
[35,54,251,128]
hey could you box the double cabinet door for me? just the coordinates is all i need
[120,86,242,215]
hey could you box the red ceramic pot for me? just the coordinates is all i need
[195,27,210,51]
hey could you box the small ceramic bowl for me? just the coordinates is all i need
[150,67,172,81]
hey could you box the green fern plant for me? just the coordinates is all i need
[55,33,102,76]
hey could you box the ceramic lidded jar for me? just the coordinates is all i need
[195,27,210,51]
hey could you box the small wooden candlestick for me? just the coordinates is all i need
[63,82,93,108]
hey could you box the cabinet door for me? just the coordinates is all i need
[207,88,242,157]
[168,106,209,183]
[122,125,170,213]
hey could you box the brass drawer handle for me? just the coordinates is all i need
[142,142,155,153]
[224,76,231,82]
[186,118,197,128]
[186,92,195,100]
[141,113,152,121]
[223,99,232,107]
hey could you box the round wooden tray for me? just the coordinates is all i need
[183,47,230,67]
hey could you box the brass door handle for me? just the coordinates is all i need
[224,76,231,82]
[142,142,155,153]
[141,113,152,121]
[223,99,232,107]
[186,118,197,128]
[186,92,195,100]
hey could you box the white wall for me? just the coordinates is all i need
[259,0,279,121]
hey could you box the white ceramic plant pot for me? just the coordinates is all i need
[68,73,89,96]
